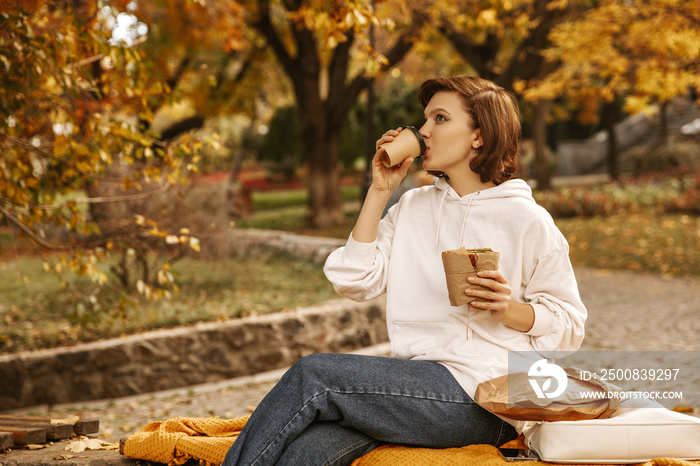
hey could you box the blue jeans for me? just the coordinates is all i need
[222,353,517,466]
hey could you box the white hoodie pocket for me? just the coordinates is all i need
[391,321,462,359]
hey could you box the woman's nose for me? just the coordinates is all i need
[419,122,429,138]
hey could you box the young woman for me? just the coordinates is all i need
[222,76,587,466]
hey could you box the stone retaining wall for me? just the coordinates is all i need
[0,230,390,412]
[0,297,387,411]
[203,228,346,263]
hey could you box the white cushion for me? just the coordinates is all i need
[523,401,700,463]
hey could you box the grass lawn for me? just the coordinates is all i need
[235,185,362,238]
[557,213,700,276]
[0,251,338,353]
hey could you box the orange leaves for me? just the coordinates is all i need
[559,212,700,277]
[271,0,396,77]
[286,0,379,50]
[521,0,700,115]
[119,0,248,53]
[136,215,201,254]
[1,0,207,311]
[475,8,499,29]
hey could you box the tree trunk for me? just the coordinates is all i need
[658,100,670,148]
[533,100,552,191]
[295,72,344,229]
[306,129,344,229]
[254,0,420,229]
[602,98,620,181]
[227,145,253,219]
[362,82,375,203]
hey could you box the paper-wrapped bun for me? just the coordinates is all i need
[441,247,499,308]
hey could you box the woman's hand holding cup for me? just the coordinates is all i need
[371,127,420,195]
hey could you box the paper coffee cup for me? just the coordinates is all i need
[378,126,426,167]
[441,247,500,308]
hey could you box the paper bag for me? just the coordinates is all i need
[475,367,621,422]
[441,247,499,308]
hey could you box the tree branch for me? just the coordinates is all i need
[213,49,252,93]
[158,115,206,141]
[255,0,297,77]
[438,23,501,81]
[500,0,565,90]
[331,13,426,126]
[326,31,355,123]
[36,182,172,209]
[0,204,75,251]
[167,56,191,90]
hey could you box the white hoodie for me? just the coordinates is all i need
[324,178,586,418]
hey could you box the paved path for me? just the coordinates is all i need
[2,267,699,465]
[575,267,700,352]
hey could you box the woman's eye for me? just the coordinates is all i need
[436,114,447,122]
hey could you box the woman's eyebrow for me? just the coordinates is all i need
[424,107,451,118]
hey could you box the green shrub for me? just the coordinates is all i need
[664,174,700,215]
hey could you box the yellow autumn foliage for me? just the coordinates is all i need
[519,0,700,116]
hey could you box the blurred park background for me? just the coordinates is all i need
[0,0,699,355]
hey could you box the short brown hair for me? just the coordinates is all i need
[418,76,520,185]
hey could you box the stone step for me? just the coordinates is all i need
[0,415,99,443]
[0,425,46,446]
[0,431,13,450]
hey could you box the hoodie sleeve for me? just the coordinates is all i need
[323,213,396,302]
[522,243,587,353]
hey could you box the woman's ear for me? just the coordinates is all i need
[472,130,483,149]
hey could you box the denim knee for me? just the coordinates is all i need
[287,353,342,385]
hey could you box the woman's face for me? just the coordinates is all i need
[419,91,481,176]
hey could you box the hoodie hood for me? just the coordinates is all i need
[433,177,535,251]
[434,176,535,202]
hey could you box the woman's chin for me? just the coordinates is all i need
[423,163,443,174]
[421,159,436,171]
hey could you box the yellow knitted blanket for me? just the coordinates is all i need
[123,416,700,466]
[123,416,248,466]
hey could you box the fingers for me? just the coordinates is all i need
[397,157,415,175]
[375,128,402,151]
[466,290,506,307]
[473,270,508,284]
[466,271,511,312]
[466,289,509,313]
[467,271,510,292]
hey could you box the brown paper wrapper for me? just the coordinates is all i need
[378,126,425,167]
[474,367,621,422]
[441,247,499,308]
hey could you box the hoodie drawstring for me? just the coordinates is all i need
[458,193,477,247]
[435,189,449,252]
[435,189,479,252]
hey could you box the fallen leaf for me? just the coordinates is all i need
[65,437,119,452]
[51,415,80,426]
[672,404,695,414]
[53,454,77,460]
[26,444,48,450]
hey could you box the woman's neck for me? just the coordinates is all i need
[447,170,496,197]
